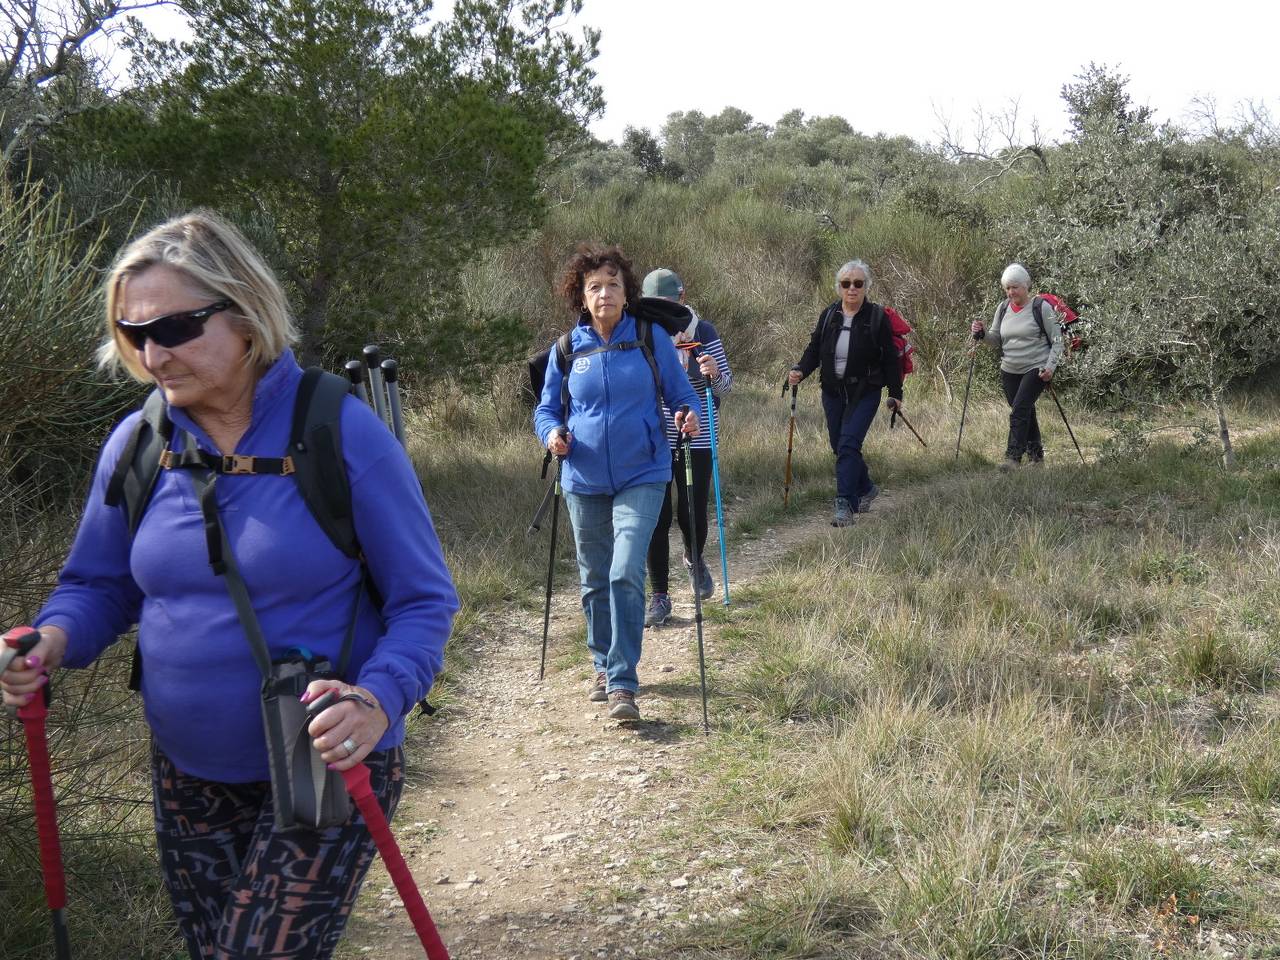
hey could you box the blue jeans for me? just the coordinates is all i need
[564,483,667,693]
[821,386,882,502]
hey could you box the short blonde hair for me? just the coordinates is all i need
[98,210,297,382]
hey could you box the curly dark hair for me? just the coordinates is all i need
[556,243,641,317]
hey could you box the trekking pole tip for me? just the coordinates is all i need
[380,358,399,383]
[362,344,382,367]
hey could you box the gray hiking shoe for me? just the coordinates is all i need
[588,671,607,702]
[681,555,716,601]
[997,457,1021,473]
[608,690,640,721]
[645,593,672,627]
[858,483,880,513]
[832,497,855,527]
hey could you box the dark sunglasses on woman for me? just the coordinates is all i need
[115,300,233,350]
[839,279,865,290]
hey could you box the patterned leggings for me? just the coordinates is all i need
[151,744,404,960]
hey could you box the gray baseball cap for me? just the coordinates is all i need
[641,268,683,300]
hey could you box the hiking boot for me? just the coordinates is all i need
[858,483,880,513]
[644,593,672,627]
[608,690,640,721]
[1026,456,1044,467]
[832,497,855,527]
[997,457,1021,473]
[681,555,716,601]
[588,671,607,702]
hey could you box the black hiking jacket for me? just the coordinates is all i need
[793,300,903,401]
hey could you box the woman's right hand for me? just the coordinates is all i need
[1,625,68,709]
[546,429,572,458]
[970,321,985,336]
[787,368,803,387]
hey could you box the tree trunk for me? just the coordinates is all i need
[1213,391,1235,470]
[298,275,329,369]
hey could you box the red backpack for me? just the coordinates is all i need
[884,306,916,377]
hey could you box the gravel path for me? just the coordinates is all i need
[341,502,838,959]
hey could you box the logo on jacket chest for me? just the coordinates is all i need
[572,356,592,374]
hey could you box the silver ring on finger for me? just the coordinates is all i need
[342,737,359,757]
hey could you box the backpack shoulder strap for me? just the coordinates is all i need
[996,300,1009,325]
[104,388,172,536]
[1030,296,1050,344]
[289,368,360,559]
[637,316,668,418]
[556,331,575,419]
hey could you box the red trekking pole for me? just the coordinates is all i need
[2,626,72,960]
[308,691,449,959]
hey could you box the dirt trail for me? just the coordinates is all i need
[342,500,838,959]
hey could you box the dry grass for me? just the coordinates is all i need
[675,386,1280,958]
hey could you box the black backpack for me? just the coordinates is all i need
[525,297,693,417]
[104,368,371,690]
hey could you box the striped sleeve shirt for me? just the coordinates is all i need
[661,311,733,450]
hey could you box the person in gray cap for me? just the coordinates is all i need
[641,268,734,627]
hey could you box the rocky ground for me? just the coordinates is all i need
[340,501,839,959]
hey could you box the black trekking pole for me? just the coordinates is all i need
[531,427,567,681]
[889,401,928,448]
[363,344,390,427]
[782,379,798,506]
[955,332,980,461]
[381,358,406,446]
[344,360,370,405]
[3,627,72,960]
[692,347,730,606]
[679,408,711,735]
[1047,382,1086,464]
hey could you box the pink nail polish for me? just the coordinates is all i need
[38,674,48,687]
[326,763,337,770]
[27,656,41,669]
[299,690,312,703]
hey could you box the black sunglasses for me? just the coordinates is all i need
[839,278,865,290]
[116,300,233,350]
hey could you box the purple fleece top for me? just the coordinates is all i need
[36,350,459,782]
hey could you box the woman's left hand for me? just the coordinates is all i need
[697,352,720,380]
[302,679,390,771]
[1040,368,1054,382]
[674,409,701,439]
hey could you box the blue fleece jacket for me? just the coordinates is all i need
[36,351,459,783]
[533,312,700,496]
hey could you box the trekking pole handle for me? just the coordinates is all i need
[1,625,41,675]
[4,626,49,716]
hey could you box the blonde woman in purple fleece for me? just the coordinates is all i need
[1,210,458,960]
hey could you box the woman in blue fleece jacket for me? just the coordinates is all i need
[1,211,458,960]
[534,244,700,722]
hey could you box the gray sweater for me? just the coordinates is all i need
[983,298,1064,375]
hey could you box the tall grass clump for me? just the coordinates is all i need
[0,178,140,491]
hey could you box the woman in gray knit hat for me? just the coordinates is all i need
[970,263,1064,471]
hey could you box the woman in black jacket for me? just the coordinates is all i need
[788,260,904,527]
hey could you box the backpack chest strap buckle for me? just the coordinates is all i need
[222,454,296,476]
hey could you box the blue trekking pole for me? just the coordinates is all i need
[694,348,730,606]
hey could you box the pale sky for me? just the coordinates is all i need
[124,0,1278,149]
[575,0,1280,147]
